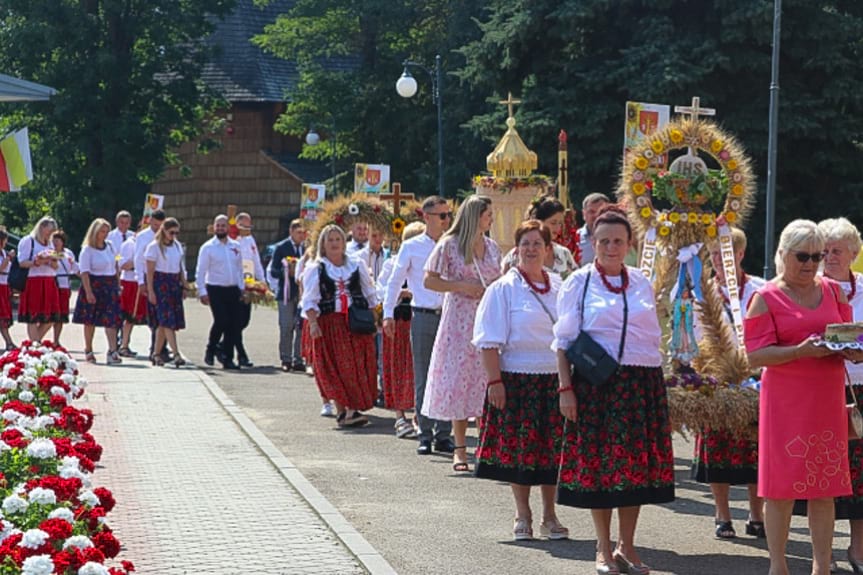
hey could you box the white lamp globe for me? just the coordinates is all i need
[305,130,320,146]
[396,72,418,98]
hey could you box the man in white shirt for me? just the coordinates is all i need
[382,196,454,455]
[233,212,265,368]
[346,221,369,256]
[107,210,135,251]
[134,209,166,359]
[196,215,245,370]
[576,192,610,266]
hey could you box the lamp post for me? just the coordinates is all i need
[396,54,444,198]
[305,126,337,195]
[763,0,782,279]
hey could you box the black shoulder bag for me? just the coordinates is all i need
[564,270,628,386]
[8,237,33,293]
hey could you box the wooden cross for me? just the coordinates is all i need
[379,182,415,217]
[674,96,716,123]
[499,92,522,118]
[674,96,717,155]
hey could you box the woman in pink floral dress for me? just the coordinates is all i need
[423,195,501,471]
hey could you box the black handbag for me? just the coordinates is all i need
[348,304,377,335]
[564,270,628,386]
[8,238,33,293]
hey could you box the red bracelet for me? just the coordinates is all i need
[487,379,503,387]
[557,385,574,394]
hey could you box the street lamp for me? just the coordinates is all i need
[396,54,444,198]
[305,126,337,195]
[763,0,782,279]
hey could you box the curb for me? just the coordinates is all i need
[196,369,398,575]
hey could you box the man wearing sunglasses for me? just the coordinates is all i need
[383,196,455,455]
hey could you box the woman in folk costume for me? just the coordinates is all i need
[301,224,378,428]
[423,195,502,472]
[50,229,78,348]
[473,219,568,541]
[145,217,187,367]
[691,228,766,540]
[818,217,863,573]
[376,221,425,439]
[18,216,62,342]
[554,206,674,575]
[72,218,123,364]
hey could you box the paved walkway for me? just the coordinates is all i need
[21,319,384,575]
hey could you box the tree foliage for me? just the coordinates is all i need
[0,0,235,242]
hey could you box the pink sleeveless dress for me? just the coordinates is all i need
[744,278,852,499]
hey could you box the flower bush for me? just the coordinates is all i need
[0,341,134,575]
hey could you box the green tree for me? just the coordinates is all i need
[254,0,492,198]
[458,0,863,270]
[0,0,235,242]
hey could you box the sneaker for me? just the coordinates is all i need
[106,351,122,365]
[320,403,336,417]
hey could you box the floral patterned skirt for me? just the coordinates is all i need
[312,312,377,411]
[72,276,122,328]
[475,371,563,486]
[301,320,313,364]
[557,365,675,509]
[691,428,758,485]
[120,280,148,325]
[147,271,185,330]
[0,284,12,324]
[19,276,62,324]
[383,318,414,411]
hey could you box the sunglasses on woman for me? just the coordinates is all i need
[791,250,825,263]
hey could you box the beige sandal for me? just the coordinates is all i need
[539,518,569,540]
[513,517,533,541]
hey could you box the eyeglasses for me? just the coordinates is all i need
[426,211,452,220]
[792,250,825,263]
[168,230,180,237]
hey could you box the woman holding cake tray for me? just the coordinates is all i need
[817,217,863,573]
[745,218,863,575]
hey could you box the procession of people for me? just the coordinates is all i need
[5,193,863,575]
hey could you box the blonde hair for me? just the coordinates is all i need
[818,217,862,256]
[402,222,426,242]
[154,217,180,256]
[29,216,57,243]
[775,219,823,275]
[82,218,110,249]
[315,224,347,263]
[441,195,492,264]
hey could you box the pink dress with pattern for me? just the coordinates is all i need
[744,278,852,499]
[422,236,501,420]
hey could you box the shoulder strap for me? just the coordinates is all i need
[581,269,628,362]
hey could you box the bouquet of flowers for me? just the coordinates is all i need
[242,278,276,308]
[664,371,759,439]
[0,341,134,575]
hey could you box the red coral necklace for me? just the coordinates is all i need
[517,267,551,295]
[595,261,628,294]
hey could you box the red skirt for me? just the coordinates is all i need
[18,276,62,324]
[58,287,71,321]
[301,320,313,364]
[0,284,11,323]
[120,280,148,324]
[382,318,414,410]
[312,312,376,411]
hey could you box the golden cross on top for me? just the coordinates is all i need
[674,96,716,122]
[499,92,522,118]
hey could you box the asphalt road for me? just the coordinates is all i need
[168,302,851,574]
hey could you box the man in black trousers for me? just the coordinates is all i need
[195,215,245,370]
[270,219,306,372]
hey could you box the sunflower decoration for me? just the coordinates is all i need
[310,193,395,247]
[391,217,406,236]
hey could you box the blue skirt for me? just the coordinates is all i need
[72,275,122,328]
[148,271,185,330]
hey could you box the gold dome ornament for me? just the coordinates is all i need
[486,93,538,178]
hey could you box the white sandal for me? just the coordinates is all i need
[539,518,569,540]
[513,517,533,541]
